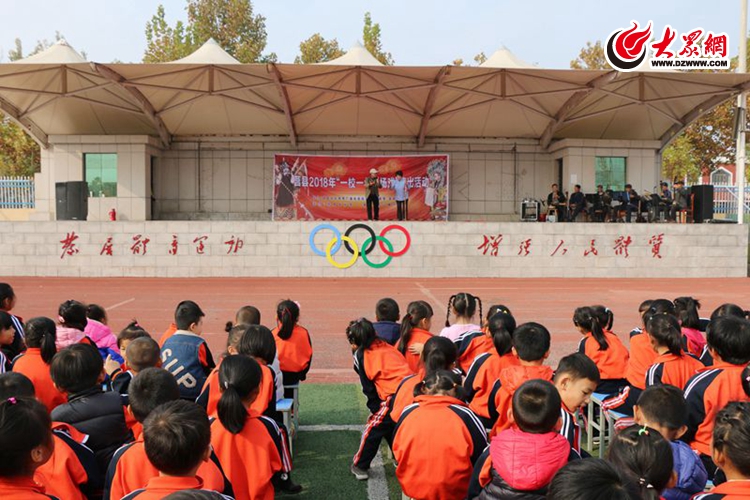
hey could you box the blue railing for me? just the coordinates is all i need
[0,177,35,209]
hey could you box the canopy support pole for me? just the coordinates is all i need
[417,67,449,148]
[271,63,298,148]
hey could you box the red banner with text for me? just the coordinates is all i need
[272,154,449,221]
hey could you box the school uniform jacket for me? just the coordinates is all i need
[389,371,423,423]
[211,410,284,500]
[11,347,67,412]
[559,405,582,456]
[0,477,59,500]
[160,330,215,400]
[645,352,703,389]
[271,324,313,383]
[577,330,629,381]
[683,361,750,456]
[353,339,413,413]
[197,361,276,419]
[454,330,495,373]
[693,481,750,499]
[35,423,100,500]
[104,425,231,500]
[1,312,25,361]
[121,476,233,500]
[488,365,554,436]
[393,395,488,500]
[159,323,177,347]
[625,331,658,390]
[401,328,433,373]
[109,369,134,396]
[464,352,520,421]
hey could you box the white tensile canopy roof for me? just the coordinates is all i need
[0,40,748,151]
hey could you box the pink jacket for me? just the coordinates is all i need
[490,428,571,491]
[84,319,117,351]
[56,326,86,349]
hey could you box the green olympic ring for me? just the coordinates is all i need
[310,223,410,268]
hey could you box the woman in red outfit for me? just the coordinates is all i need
[396,301,434,373]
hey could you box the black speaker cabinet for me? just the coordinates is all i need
[55,181,89,221]
[691,184,714,223]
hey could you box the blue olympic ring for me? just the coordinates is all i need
[309,224,342,256]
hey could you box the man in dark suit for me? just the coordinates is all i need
[568,184,586,222]
[546,183,567,220]
[670,180,689,221]
[618,184,640,222]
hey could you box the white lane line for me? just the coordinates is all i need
[416,282,447,315]
[106,298,135,311]
[367,449,390,500]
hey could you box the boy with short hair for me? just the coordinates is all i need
[121,400,230,499]
[372,298,400,345]
[554,353,600,456]
[634,385,707,500]
[50,343,132,473]
[469,379,576,499]
[105,368,231,500]
[488,322,553,435]
[160,301,215,400]
[683,316,750,478]
[111,337,162,397]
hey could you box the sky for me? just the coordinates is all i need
[0,0,741,66]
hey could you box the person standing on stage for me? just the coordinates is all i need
[365,168,380,220]
[393,171,408,221]
[670,180,689,221]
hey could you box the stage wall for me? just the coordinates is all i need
[0,221,745,278]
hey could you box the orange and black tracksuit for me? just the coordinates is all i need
[158,323,177,348]
[11,348,67,412]
[390,370,423,424]
[464,352,519,428]
[104,423,231,500]
[607,329,658,416]
[488,364,554,436]
[353,339,413,470]
[393,395,488,500]
[578,330,629,395]
[211,410,285,500]
[683,361,750,471]
[109,369,134,397]
[645,351,703,389]
[35,423,100,500]
[197,360,276,418]
[272,324,313,388]
[694,481,750,499]
[120,476,230,500]
[559,404,583,457]
[0,477,59,499]
[401,328,432,373]
[454,329,494,373]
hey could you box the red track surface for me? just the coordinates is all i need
[8,277,750,383]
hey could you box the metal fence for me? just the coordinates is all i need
[713,185,750,219]
[0,177,35,209]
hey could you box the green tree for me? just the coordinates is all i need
[362,12,393,65]
[661,133,700,182]
[144,5,194,63]
[570,41,606,70]
[473,52,487,65]
[452,58,464,66]
[295,33,344,64]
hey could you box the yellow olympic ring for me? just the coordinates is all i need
[326,235,359,269]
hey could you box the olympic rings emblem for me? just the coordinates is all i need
[309,224,411,268]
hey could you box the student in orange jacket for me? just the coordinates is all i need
[644,314,702,389]
[0,372,100,500]
[464,311,519,428]
[121,400,222,499]
[390,336,457,423]
[574,306,628,395]
[11,317,66,412]
[683,316,750,480]
[454,304,514,374]
[271,300,313,396]
[696,402,750,499]
[104,368,231,500]
[348,318,413,481]
[488,322,553,436]
[393,370,487,500]
[396,301,434,373]
[0,395,56,499]
[211,355,286,500]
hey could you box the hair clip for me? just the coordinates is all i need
[638,477,653,488]
[294,301,301,309]
[58,315,65,324]
[223,381,229,389]
[7,397,16,405]
[638,426,649,436]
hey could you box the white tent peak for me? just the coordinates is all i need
[13,39,86,64]
[170,38,240,64]
[322,42,384,66]
[480,46,535,69]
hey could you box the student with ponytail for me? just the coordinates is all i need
[56,300,96,349]
[11,317,66,412]
[396,301,434,373]
[390,336,457,423]
[674,296,706,357]
[453,304,513,373]
[574,306,629,395]
[393,370,487,500]
[271,300,313,396]
[211,355,285,500]
[606,425,674,500]
[644,314,702,389]
[439,292,482,342]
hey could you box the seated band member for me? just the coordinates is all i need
[670,180,689,221]
[617,184,639,222]
[658,182,672,221]
[546,184,567,220]
[568,185,586,222]
[592,185,610,222]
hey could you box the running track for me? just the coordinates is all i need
[9,277,750,383]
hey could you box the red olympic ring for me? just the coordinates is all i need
[378,225,411,257]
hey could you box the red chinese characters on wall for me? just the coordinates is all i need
[225,235,244,254]
[473,234,666,259]
[60,232,80,259]
[614,236,633,258]
[477,234,503,256]
[100,237,114,256]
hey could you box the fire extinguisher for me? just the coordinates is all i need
[109,208,117,221]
